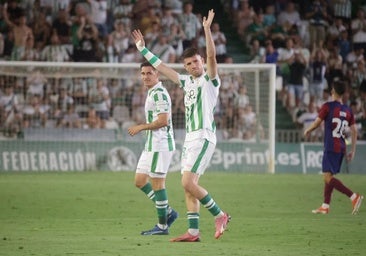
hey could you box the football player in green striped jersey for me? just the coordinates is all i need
[128,62,178,235]
[132,9,230,242]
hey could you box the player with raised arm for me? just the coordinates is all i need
[128,62,178,235]
[132,9,230,242]
[304,81,363,215]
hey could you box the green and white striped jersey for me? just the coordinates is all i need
[144,82,175,152]
[178,73,221,144]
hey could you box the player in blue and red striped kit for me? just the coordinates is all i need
[304,80,363,214]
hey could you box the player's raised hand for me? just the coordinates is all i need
[131,29,145,50]
[202,9,215,28]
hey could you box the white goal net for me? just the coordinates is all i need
[0,61,276,173]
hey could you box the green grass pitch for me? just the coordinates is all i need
[0,171,365,256]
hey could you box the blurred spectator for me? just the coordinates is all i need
[286,50,307,114]
[277,37,295,81]
[22,95,47,128]
[219,84,236,129]
[31,10,52,51]
[293,36,310,66]
[4,0,23,21]
[345,47,364,70]
[327,18,347,42]
[165,0,182,15]
[337,29,351,61]
[263,4,276,28]
[21,35,40,61]
[29,0,42,23]
[171,86,185,129]
[89,78,111,128]
[104,37,114,63]
[211,22,227,63]
[233,85,250,114]
[53,86,74,122]
[236,104,257,141]
[106,20,129,62]
[40,32,70,62]
[261,40,279,67]
[108,78,125,106]
[326,46,344,90]
[69,77,88,105]
[245,13,269,46]
[249,39,265,63]
[2,3,33,60]
[120,43,141,62]
[167,23,185,58]
[140,8,160,35]
[150,32,176,63]
[351,9,366,55]
[113,0,133,29]
[144,21,161,47]
[131,0,158,30]
[297,101,319,142]
[309,45,327,103]
[350,100,364,139]
[39,95,53,127]
[315,88,332,110]
[131,83,146,124]
[59,104,81,128]
[235,0,256,41]
[332,0,352,25]
[86,106,102,128]
[178,1,202,49]
[0,84,21,137]
[26,70,47,98]
[70,3,90,57]
[73,16,100,62]
[351,60,366,92]
[87,0,108,39]
[1,29,14,60]
[52,9,72,45]
[276,1,301,31]
[37,0,54,20]
[305,0,332,46]
[160,6,178,35]
[224,127,243,141]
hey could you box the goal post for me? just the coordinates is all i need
[0,61,276,173]
[215,64,276,173]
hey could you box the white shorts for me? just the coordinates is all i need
[181,138,215,176]
[136,151,174,178]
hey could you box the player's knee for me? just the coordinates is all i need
[181,178,196,192]
[134,179,145,188]
[323,172,333,184]
[134,182,142,188]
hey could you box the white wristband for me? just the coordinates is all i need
[135,40,144,51]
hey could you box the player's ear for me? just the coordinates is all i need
[183,61,187,69]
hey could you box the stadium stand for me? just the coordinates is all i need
[0,0,365,142]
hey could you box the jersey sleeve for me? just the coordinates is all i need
[153,90,169,114]
[318,103,329,120]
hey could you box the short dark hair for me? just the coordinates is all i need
[332,80,346,96]
[181,47,199,60]
[140,61,153,69]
